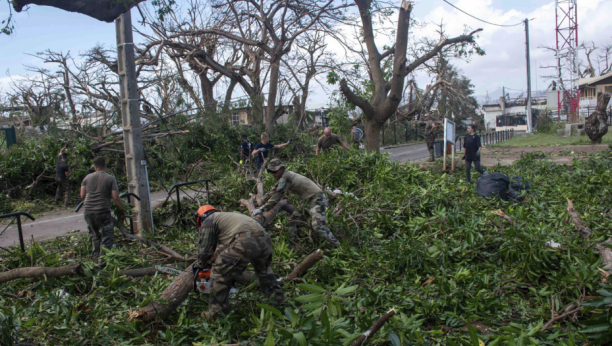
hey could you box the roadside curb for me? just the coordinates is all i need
[381,142,423,150]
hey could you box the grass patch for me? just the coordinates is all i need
[492,132,612,147]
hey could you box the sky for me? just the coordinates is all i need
[1,0,611,108]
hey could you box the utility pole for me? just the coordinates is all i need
[524,18,533,133]
[115,10,152,235]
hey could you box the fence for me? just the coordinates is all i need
[455,129,515,152]
[381,122,421,146]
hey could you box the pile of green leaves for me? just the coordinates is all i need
[1,148,612,345]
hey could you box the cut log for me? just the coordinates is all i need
[0,264,82,285]
[281,249,323,284]
[566,199,592,239]
[129,263,196,321]
[350,308,397,346]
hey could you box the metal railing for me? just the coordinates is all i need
[167,179,214,226]
[0,211,36,252]
[455,129,515,151]
[75,192,140,234]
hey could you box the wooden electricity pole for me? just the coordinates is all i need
[115,10,152,235]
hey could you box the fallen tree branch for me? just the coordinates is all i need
[567,198,592,238]
[491,210,514,224]
[350,308,397,346]
[541,303,584,331]
[281,249,323,284]
[0,264,82,285]
[113,218,187,261]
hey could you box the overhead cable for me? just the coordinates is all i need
[441,0,525,27]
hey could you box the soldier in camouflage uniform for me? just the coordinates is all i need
[194,205,284,319]
[252,159,340,248]
[424,113,437,162]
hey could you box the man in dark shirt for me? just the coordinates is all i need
[316,127,351,155]
[462,124,485,184]
[251,132,290,173]
[239,134,252,164]
[80,157,126,267]
[55,152,70,207]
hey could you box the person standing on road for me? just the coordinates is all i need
[350,125,363,150]
[80,157,126,268]
[424,113,437,162]
[462,124,485,184]
[252,132,290,173]
[55,152,71,207]
[316,127,351,155]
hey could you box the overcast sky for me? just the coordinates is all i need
[1,0,611,108]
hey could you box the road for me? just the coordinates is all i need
[381,143,429,162]
[0,144,428,249]
[0,189,199,249]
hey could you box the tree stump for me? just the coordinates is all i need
[585,92,610,144]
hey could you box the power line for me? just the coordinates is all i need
[441,0,525,27]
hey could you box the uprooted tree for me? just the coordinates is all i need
[585,92,610,144]
[335,0,483,152]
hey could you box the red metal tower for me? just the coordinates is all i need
[555,0,579,121]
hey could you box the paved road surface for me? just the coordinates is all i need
[0,189,199,249]
[381,143,429,162]
[0,145,428,249]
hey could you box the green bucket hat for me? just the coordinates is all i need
[267,158,287,172]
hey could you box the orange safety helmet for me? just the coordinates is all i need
[195,205,218,227]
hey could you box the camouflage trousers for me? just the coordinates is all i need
[84,211,115,263]
[426,136,435,160]
[209,235,284,316]
[55,178,70,207]
[287,194,339,247]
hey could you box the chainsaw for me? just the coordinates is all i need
[194,268,212,294]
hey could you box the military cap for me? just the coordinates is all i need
[267,158,287,172]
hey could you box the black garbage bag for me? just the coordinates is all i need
[508,176,531,202]
[476,172,510,200]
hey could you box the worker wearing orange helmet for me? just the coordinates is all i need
[194,205,284,319]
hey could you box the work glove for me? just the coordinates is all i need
[286,139,291,144]
[252,208,263,217]
[117,209,127,221]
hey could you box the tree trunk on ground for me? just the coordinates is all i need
[0,264,82,285]
[129,263,196,321]
[364,120,382,153]
[585,92,610,144]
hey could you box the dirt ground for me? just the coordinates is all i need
[480,144,610,166]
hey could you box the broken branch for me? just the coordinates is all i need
[350,308,397,346]
[566,198,593,238]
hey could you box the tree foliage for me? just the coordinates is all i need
[2,140,612,344]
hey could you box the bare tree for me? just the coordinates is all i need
[336,0,482,152]
[282,31,330,129]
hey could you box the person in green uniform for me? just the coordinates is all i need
[80,157,126,268]
[194,205,284,319]
[55,152,71,207]
[424,113,437,162]
[252,159,340,248]
[316,127,351,155]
